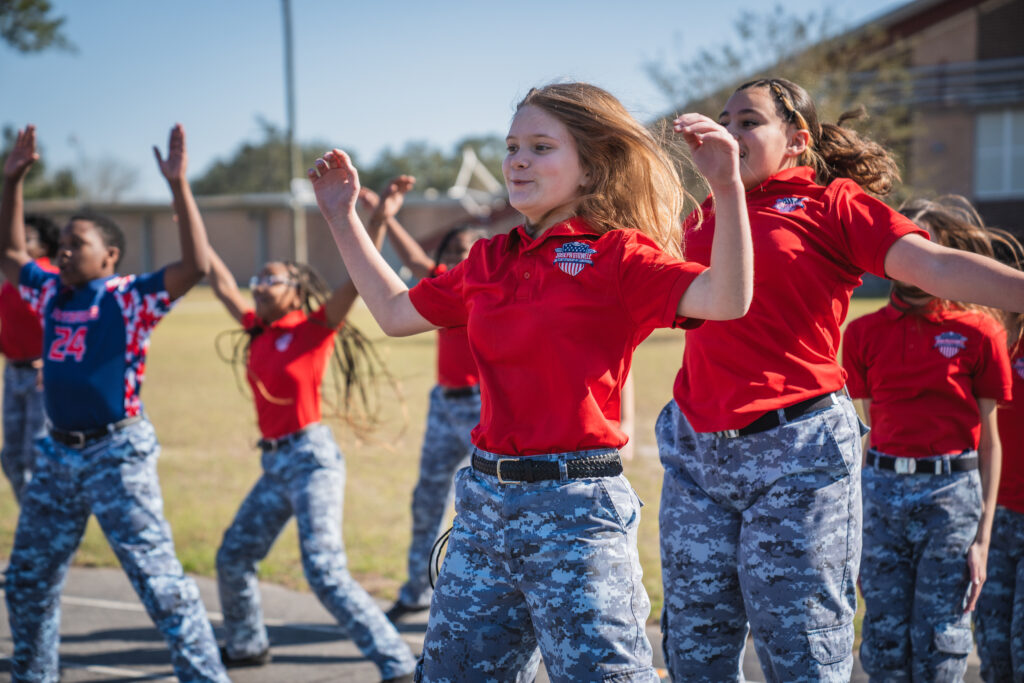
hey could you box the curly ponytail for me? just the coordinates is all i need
[736,78,901,195]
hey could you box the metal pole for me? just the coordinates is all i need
[282,0,307,263]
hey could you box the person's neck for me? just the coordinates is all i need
[524,203,578,238]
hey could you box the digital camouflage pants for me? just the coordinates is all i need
[4,419,229,683]
[657,396,863,683]
[416,447,660,683]
[1,362,46,503]
[974,504,1024,682]
[215,423,415,680]
[859,451,981,682]
[397,385,479,609]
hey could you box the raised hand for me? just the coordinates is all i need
[153,123,188,182]
[673,113,741,190]
[376,175,416,220]
[309,149,361,225]
[358,186,381,212]
[4,126,39,182]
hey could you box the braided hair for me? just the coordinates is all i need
[216,261,394,437]
[735,77,901,196]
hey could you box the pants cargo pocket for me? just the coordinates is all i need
[807,621,854,665]
[934,622,973,656]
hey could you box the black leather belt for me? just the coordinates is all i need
[710,392,838,438]
[50,416,143,448]
[866,450,977,475]
[258,424,318,451]
[8,357,40,369]
[441,385,480,399]
[471,452,622,483]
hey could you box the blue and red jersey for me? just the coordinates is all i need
[19,262,174,431]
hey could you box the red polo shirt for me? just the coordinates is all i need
[409,217,704,456]
[430,264,479,389]
[843,298,1011,458]
[244,307,338,439]
[998,344,1024,513]
[673,167,927,432]
[0,257,56,361]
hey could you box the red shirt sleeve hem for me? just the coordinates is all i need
[667,264,707,330]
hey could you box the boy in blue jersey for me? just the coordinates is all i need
[0,125,230,683]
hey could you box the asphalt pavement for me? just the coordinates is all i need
[0,565,982,682]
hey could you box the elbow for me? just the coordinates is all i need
[194,259,211,278]
[714,286,754,321]
[721,297,752,321]
[378,317,416,338]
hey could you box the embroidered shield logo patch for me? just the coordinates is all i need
[553,241,597,276]
[933,331,967,359]
[1014,357,1024,380]
[773,197,806,213]
[275,332,294,352]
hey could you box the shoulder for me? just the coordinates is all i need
[822,177,864,201]
[955,308,1006,337]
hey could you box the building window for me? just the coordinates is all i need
[975,109,1024,199]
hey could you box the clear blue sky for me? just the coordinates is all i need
[3,0,907,200]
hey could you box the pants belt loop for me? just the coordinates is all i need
[558,459,568,481]
[776,407,789,427]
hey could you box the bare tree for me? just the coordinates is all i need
[648,4,914,202]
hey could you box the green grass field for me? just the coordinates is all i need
[0,287,886,618]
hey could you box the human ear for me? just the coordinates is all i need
[104,245,121,270]
[786,129,811,159]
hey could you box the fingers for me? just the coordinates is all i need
[18,125,36,151]
[673,113,735,148]
[15,125,38,158]
[382,174,416,198]
[308,148,357,180]
[169,123,185,152]
[152,145,164,165]
[964,579,983,613]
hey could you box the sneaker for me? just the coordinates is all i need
[385,601,429,623]
[219,645,271,668]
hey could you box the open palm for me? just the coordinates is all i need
[153,123,188,181]
[4,126,39,181]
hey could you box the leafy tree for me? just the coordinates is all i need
[193,120,506,198]
[355,134,506,195]
[0,0,74,53]
[191,119,335,195]
[0,125,78,199]
[648,5,913,202]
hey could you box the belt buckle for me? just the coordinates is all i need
[714,429,740,439]
[495,458,515,484]
[894,458,916,474]
[65,431,87,448]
